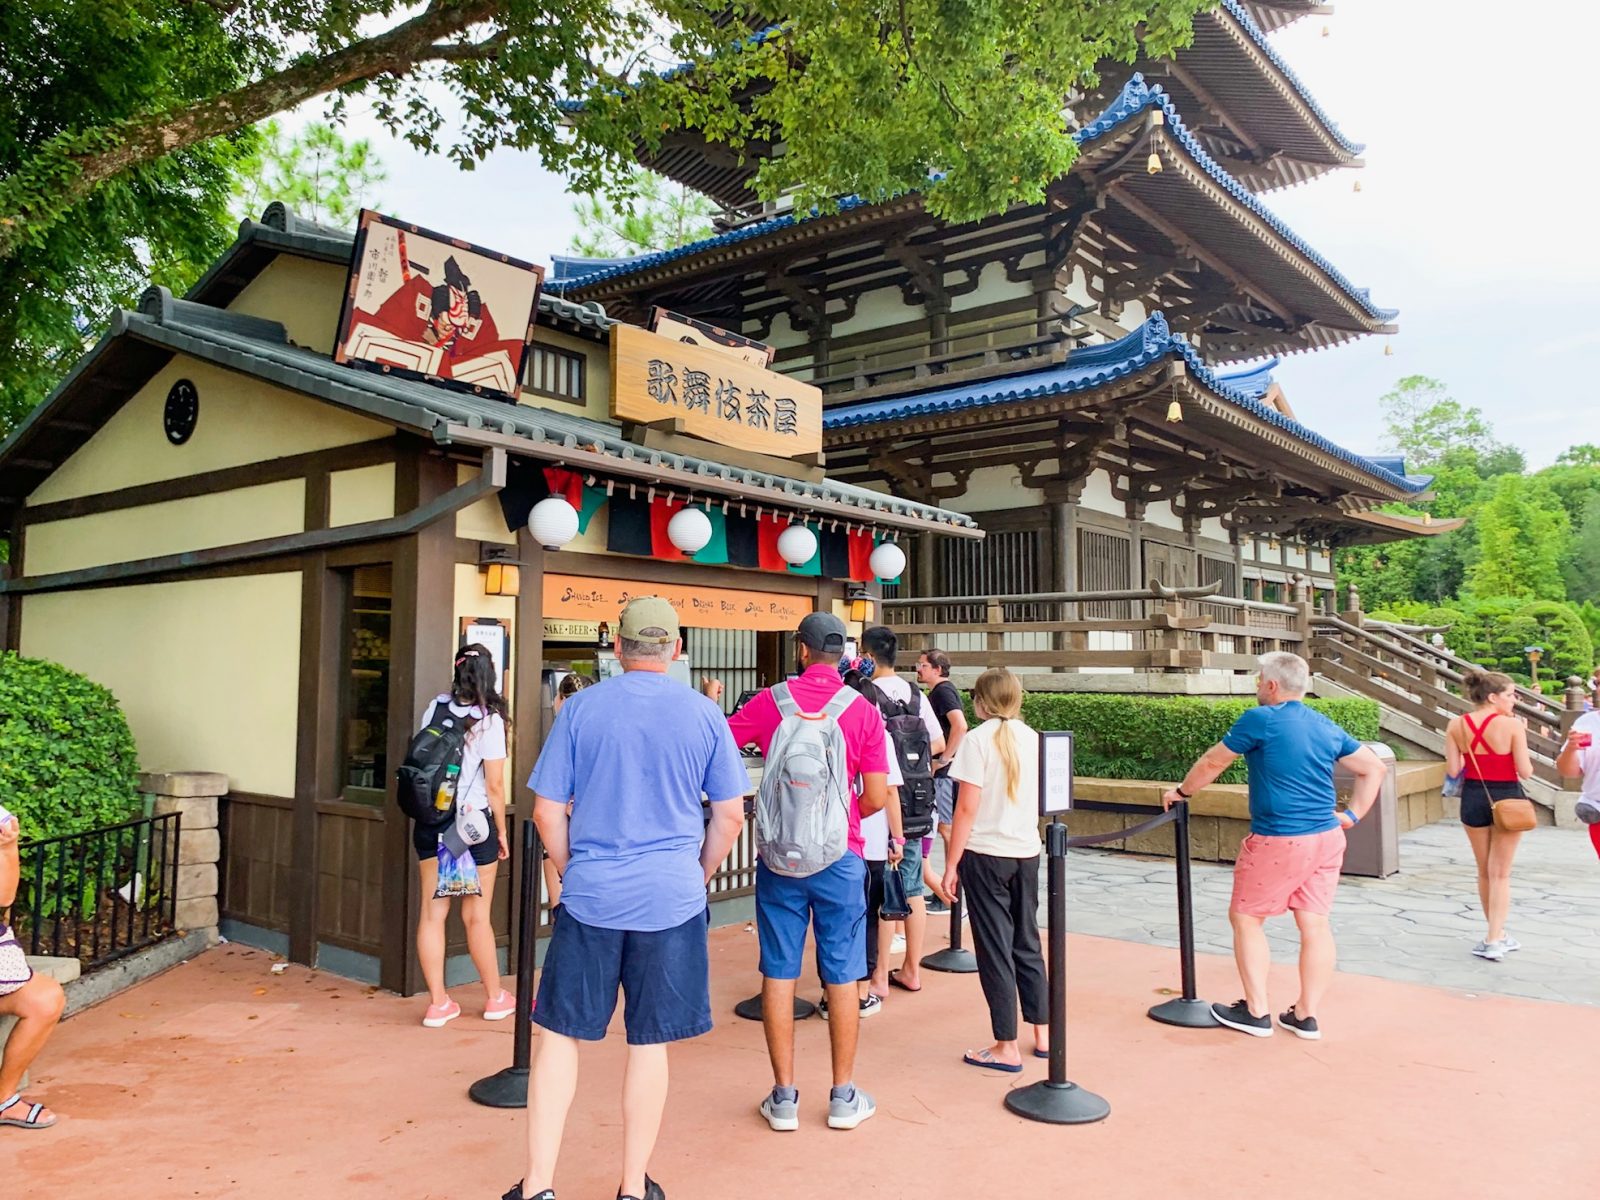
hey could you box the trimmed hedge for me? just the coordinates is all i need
[0,652,141,840]
[963,693,1381,785]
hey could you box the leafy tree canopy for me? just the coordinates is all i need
[1463,474,1570,601]
[1378,376,1521,473]
[232,120,386,228]
[1556,444,1600,468]
[570,166,716,257]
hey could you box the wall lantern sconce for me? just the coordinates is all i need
[845,583,874,625]
[479,543,523,597]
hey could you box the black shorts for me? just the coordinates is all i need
[413,820,501,866]
[1461,779,1525,829]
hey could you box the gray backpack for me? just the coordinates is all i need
[755,683,856,877]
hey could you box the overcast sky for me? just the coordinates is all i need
[303,2,1594,469]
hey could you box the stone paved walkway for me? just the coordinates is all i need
[1058,821,1600,1006]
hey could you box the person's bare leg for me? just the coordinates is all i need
[868,924,890,996]
[824,981,860,1087]
[1031,1023,1049,1056]
[619,1043,669,1198]
[762,976,796,1087]
[1229,910,1270,1016]
[523,1031,580,1193]
[898,898,927,988]
[461,864,502,1002]
[0,975,65,1124]
[1291,909,1336,1020]
[1464,825,1492,936]
[415,862,452,1006]
[1485,828,1524,942]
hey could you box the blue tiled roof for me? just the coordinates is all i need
[553,76,1392,323]
[822,313,1424,494]
[1078,74,1394,321]
[1215,358,1279,400]
[1219,1,1362,155]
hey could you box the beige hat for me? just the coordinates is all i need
[619,595,680,644]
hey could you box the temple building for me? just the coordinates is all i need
[551,1,1447,614]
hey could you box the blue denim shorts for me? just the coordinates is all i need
[934,777,956,826]
[532,907,712,1045]
[894,837,925,900]
[755,854,867,986]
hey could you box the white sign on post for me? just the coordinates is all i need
[1039,731,1074,816]
[461,619,510,694]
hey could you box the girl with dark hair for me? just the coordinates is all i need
[1446,668,1533,961]
[415,644,512,1027]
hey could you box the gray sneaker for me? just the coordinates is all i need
[1503,935,1522,952]
[827,1086,876,1130]
[1472,939,1508,961]
[759,1089,799,1132]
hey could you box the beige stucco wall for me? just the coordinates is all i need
[227,256,351,355]
[19,572,302,796]
[26,480,305,575]
[28,358,393,505]
[456,462,515,546]
[329,462,396,527]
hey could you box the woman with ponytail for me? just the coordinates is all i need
[939,668,1047,1072]
[414,644,513,1027]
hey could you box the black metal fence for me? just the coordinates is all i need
[7,812,181,970]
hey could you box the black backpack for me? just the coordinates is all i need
[395,699,476,829]
[849,675,936,838]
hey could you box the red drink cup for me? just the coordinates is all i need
[1575,732,1594,749]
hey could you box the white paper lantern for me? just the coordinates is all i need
[667,506,713,555]
[777,523,818,566]
[869,540,906,581]
[528,495,579,550]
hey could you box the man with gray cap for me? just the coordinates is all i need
[512,597,749,1200]
[718,611,890,1133]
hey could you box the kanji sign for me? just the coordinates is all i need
[611,324,822,459]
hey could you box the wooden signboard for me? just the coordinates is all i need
[650,307,775,366]
[611,324,822,460]
[544,574,813,633]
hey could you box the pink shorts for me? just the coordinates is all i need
[1230,829,1346,918]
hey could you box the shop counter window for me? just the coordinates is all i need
[341,565,392,804]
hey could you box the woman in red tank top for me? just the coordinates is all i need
[1445,669,1532,961]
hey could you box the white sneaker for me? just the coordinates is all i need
[1471,939,1508,961]
[890,934,907,955]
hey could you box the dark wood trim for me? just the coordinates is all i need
[304,471,331,533]
[22,437,399,525]
[548,549,819,596]
[226,791,295,810]
[383,450,458,996]
[1,521,20,651]
[1,448,504,596]
[289,553,342,965]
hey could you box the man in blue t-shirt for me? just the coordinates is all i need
[513,597,749,1200]
[1163,652,1385,1042]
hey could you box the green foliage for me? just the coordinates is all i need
[1465,475,1571,600]
[0,653,141,840]
[1379,376,1519,471]
[232,120,385,227]
[570,166,717,256]
[1566,493,1600,604]
[0,1,255,434]
[1496,601,1594,685]
[1415,606,1472,656]
[1577,601,1600,654]
[981,693,1380,785]
[1557,444,1600,467]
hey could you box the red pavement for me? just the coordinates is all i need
[6,927,1596,1199]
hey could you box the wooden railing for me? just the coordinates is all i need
[1307,615,1587,788]
[882,580,1312,673]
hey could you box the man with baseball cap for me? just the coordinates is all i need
[707,610,890,1133]
[511,597,749,1200]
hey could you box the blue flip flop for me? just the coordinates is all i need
[1033,1049,1050,1059]
[963,1051,1024,1073]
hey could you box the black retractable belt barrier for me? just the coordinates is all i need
[1146,801,1219,1028]
[920,888,978,973]
[470,818,540,1107]
[1004,818,1110,1125]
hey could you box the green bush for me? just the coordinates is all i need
[0,652,141,840]
[960,692,1380,785]
[1499,601,1594,684]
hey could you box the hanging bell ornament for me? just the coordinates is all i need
[1383,341,1394,357]
[1146,151,1163,175]
[1166,397,1183,422]
[1353,179,1362,192]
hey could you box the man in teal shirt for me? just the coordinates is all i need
[1164,652,1386,1040]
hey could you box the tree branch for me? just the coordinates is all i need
[421,30,510,64]
[0,0,500,260]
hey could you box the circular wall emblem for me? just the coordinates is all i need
[164,379,199,445]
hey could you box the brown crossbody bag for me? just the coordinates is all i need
[1458,720,1538,834]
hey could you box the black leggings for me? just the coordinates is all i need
[958,851,1048,1042]
[862,859,886,981]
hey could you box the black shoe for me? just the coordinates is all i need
[1211,1000,1272,1038]
[619,1178,665,1200]
[1278,1006,1321,1041]
[926,898,950,914]
[503,1186,554,1200]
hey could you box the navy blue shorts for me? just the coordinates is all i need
[755,854,867,986]
[532,907,713,1045]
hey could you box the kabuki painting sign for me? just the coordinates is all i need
[334,210,545,400]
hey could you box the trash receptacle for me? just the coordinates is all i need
[1339,742,1398,878]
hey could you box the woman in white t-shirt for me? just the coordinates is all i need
[941,667,1047,1072]
[414,645,513,1028]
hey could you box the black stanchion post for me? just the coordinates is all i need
[734,988,816,1022]
[1147,801,1218,1028]
[920,886,977,973]
[1005,818,1110,1125]
[470,817,540,1106]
